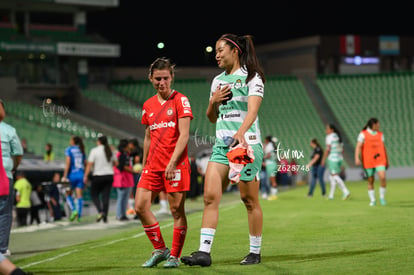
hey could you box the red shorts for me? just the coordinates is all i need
[138,167,190,193]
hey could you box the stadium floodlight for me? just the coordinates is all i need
[205,46,213,53]
[157,42,165,49]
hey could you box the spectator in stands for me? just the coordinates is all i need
[43,143,54,162]
[321,124,351,200]
[14,171,32,227]
[0,99,23,256]
[113,138,135,221]
[62,136,86,222]
[182,34,265,267]
[84,135,117,223]
[306,138,326,197]
[134,57,193,268]
[355,118,389,206]
[263,136,278,200]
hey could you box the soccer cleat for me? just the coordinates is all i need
[69,210,78,221]
[181,251,212,267]
[380,198,387,206]
[240,252,261,265]
[142,248,170,268]
[342,193,351,200]
[163,256,180,268]
[369,201,376,206]
[267,195,278,201]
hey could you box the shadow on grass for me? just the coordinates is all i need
[215,248,386,265]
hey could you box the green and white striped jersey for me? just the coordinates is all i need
[325,132,343,161]
[210,67,264,147]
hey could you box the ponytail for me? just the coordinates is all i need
[219,34,266,84]
[73,136,85,156]
[98,135,112,162]
[328,124,342,143]
[363,117,379,130]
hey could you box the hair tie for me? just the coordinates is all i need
[222,37,242,54]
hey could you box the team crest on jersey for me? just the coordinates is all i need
[167,108,173,116]
[234,79,242,89]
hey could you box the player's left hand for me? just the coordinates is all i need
[232,131,247,147]
[165,162,177,180]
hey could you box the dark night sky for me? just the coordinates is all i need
[86,1,412,67]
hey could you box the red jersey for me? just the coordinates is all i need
[141,90,193,171]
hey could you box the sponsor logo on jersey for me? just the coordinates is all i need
[181,97,192,114]
[149,120,176,130]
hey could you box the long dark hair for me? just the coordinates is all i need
[363,117,379,130]
[72,136,85,156]
[327,124,342,143]
[311,138,322,149]
[98,135,112,162]
[219,33,266,84]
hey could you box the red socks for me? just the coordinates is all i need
[171,225,187,258]
[143,223,187,257]
[143,223,166,249]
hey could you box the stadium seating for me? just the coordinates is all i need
[260,76,326,165]
[317,72,414,167]
[4,101,118,160]
[82,88,142,119]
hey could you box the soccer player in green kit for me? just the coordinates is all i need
[181,34,265,266]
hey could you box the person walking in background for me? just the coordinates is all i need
[181,34,265,267]
[355,118,389,206]
[62,136,86,222]
[134,57,193,268]
[306,138,326,197]
[43,143,54,162]
[84,135,117,223]
[14,171,32,227]
[263,136,278,200]
[0,99,23,256]
[321,124,350,200]
[113,138,135,221]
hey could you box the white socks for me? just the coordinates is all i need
[329,175,350,199]
[369,187,386,202]
[379,187,386,199]
[199,228,262,255]
[199,228,216,253]
[249,235,262,254]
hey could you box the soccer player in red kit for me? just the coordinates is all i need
[135,58,193,268]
